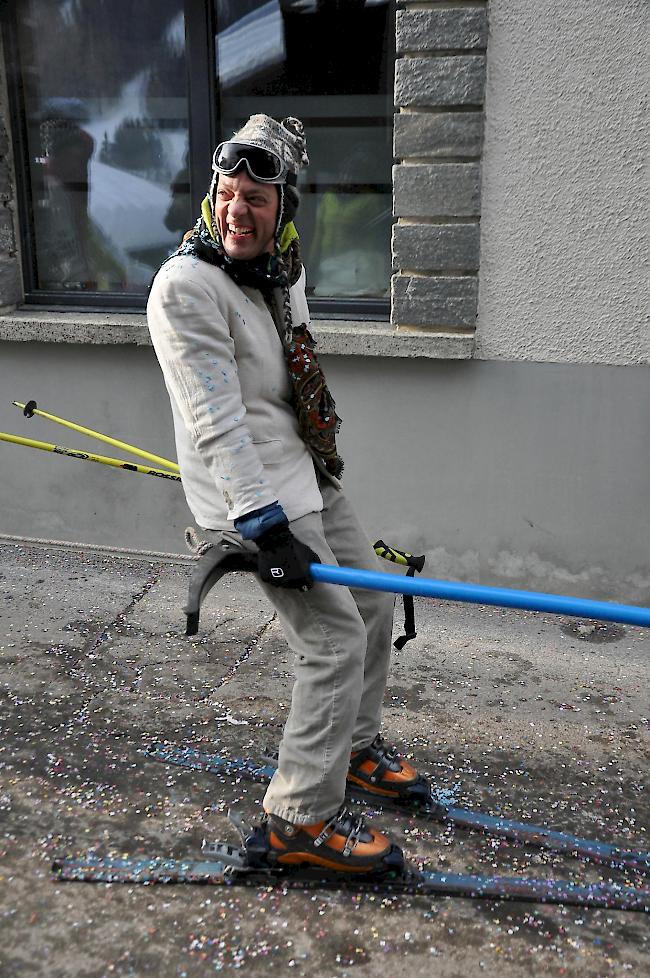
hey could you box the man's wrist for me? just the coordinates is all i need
[256,522,292,550]
[234,501,288,540]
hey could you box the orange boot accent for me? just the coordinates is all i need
[264,806,403,874]
[347,734,425,800]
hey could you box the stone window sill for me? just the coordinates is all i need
[0,308,474,359]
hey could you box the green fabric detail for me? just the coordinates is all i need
[279,221,299,253]
[201,196,215,240]
[201,196,297,253]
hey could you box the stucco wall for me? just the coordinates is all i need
[477,0,649,364]
[1,344,648,603]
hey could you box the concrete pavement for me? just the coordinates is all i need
[0,540,648,977]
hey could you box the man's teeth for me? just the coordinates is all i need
[229,226,253,235]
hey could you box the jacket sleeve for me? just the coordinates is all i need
[147,267,279,520]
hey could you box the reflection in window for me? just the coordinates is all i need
[214,0,394,299]
[15,0,190,293]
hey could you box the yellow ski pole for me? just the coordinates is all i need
[13,399,180,473]
[0,431,181,482]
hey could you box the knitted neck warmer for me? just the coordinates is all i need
[173,197,344,479]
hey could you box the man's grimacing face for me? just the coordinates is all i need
[215,170,279,261]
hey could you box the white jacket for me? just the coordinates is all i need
[147,254,337,530]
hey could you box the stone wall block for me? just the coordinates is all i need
[393,164,480,218]
[394,111,483,159]
[395,57,486,108]
[392,224,480,272]
[0,256,20,305]
[0,119,11,200]
[0,111,19,303]
[396,8,488,54]
[0,204,15,254]
[391,274,478,328]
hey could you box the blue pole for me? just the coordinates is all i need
[309,564,650,628]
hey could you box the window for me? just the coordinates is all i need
[6,0,393,314]
[9,0,189,299]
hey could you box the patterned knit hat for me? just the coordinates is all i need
[210,114,308,233]
[222,114,309,184]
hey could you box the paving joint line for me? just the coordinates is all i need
[212,614,278,692]
[75,566,164,666]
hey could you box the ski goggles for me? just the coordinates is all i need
[212,141,297,186]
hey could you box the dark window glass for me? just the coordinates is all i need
[9,0,393,308]
[14,0,190,294]
[214,0,394,299]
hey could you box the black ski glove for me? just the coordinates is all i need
[256,524,320,590]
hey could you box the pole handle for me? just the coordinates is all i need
[374,539,425,573]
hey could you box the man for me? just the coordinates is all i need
[147,115,430,875]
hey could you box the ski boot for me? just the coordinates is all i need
[252,805,405,876]
[347,734,433,809]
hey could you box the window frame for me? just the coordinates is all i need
[2,0,392,319]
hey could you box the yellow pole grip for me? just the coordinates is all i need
[374,539,412,566]
[374,539,425,573]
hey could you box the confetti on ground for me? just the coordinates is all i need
[0,542,648,977]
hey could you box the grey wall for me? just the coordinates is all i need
[478,0,649,364]
[1,343,648,603]
[0,344,193,550]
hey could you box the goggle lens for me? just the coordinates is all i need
[213,142,284,181]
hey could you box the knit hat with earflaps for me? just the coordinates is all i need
[225,114,309,183]
[210,115,308,235]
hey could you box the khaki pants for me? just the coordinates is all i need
[203,481,394,824]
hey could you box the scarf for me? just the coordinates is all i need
[175,199,344,479]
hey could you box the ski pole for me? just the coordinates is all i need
[309,564,650,628]
[13,399,180,473]
[0,431,181,482]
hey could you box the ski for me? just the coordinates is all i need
[52,844,650,912]
[143,741,650,875]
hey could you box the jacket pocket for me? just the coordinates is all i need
[253,439,283,464]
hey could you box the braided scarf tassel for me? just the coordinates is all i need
[281,283,344,479]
